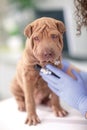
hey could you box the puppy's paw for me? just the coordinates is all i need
[52,106,68,117]
[25,114,41,125]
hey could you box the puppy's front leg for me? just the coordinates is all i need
[51,93,68,117]
[23,72,40,125]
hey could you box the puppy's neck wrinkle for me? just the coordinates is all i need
[23,49,39,67]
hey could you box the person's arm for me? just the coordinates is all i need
[40,64,87,118]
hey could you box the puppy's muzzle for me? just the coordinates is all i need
[41,48,55,60]
[39,48,61,66]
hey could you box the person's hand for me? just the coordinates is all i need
[62,59,87,90]
[79,71,87,90]
[61,59,70,72]
[40,64,87,117]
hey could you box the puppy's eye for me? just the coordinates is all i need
[51,34,58,39]
[33,36,39,41]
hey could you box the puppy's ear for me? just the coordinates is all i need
[56,21,66,34]
[24,24,32,38]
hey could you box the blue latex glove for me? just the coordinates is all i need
[62,59,87,90]
[40,64,87,117]
[61,59,70,72]
[80,71,87,90]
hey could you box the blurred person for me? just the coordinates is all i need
[74,0,87,34]
[40,0,87,119]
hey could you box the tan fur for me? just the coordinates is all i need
[10,17,69,125]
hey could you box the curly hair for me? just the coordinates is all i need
[74,0,87,34]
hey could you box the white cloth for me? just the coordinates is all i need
[0,98,87,130]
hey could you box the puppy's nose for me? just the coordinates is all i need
[42,49,54,59]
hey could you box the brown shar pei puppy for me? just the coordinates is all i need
[11,17,79,125]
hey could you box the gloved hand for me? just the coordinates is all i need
[79,71,87,90]
[61,59,70,72]
[40,64,87,117]
[62,59,87,90]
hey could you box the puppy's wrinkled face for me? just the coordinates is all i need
[24,17,65,66]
